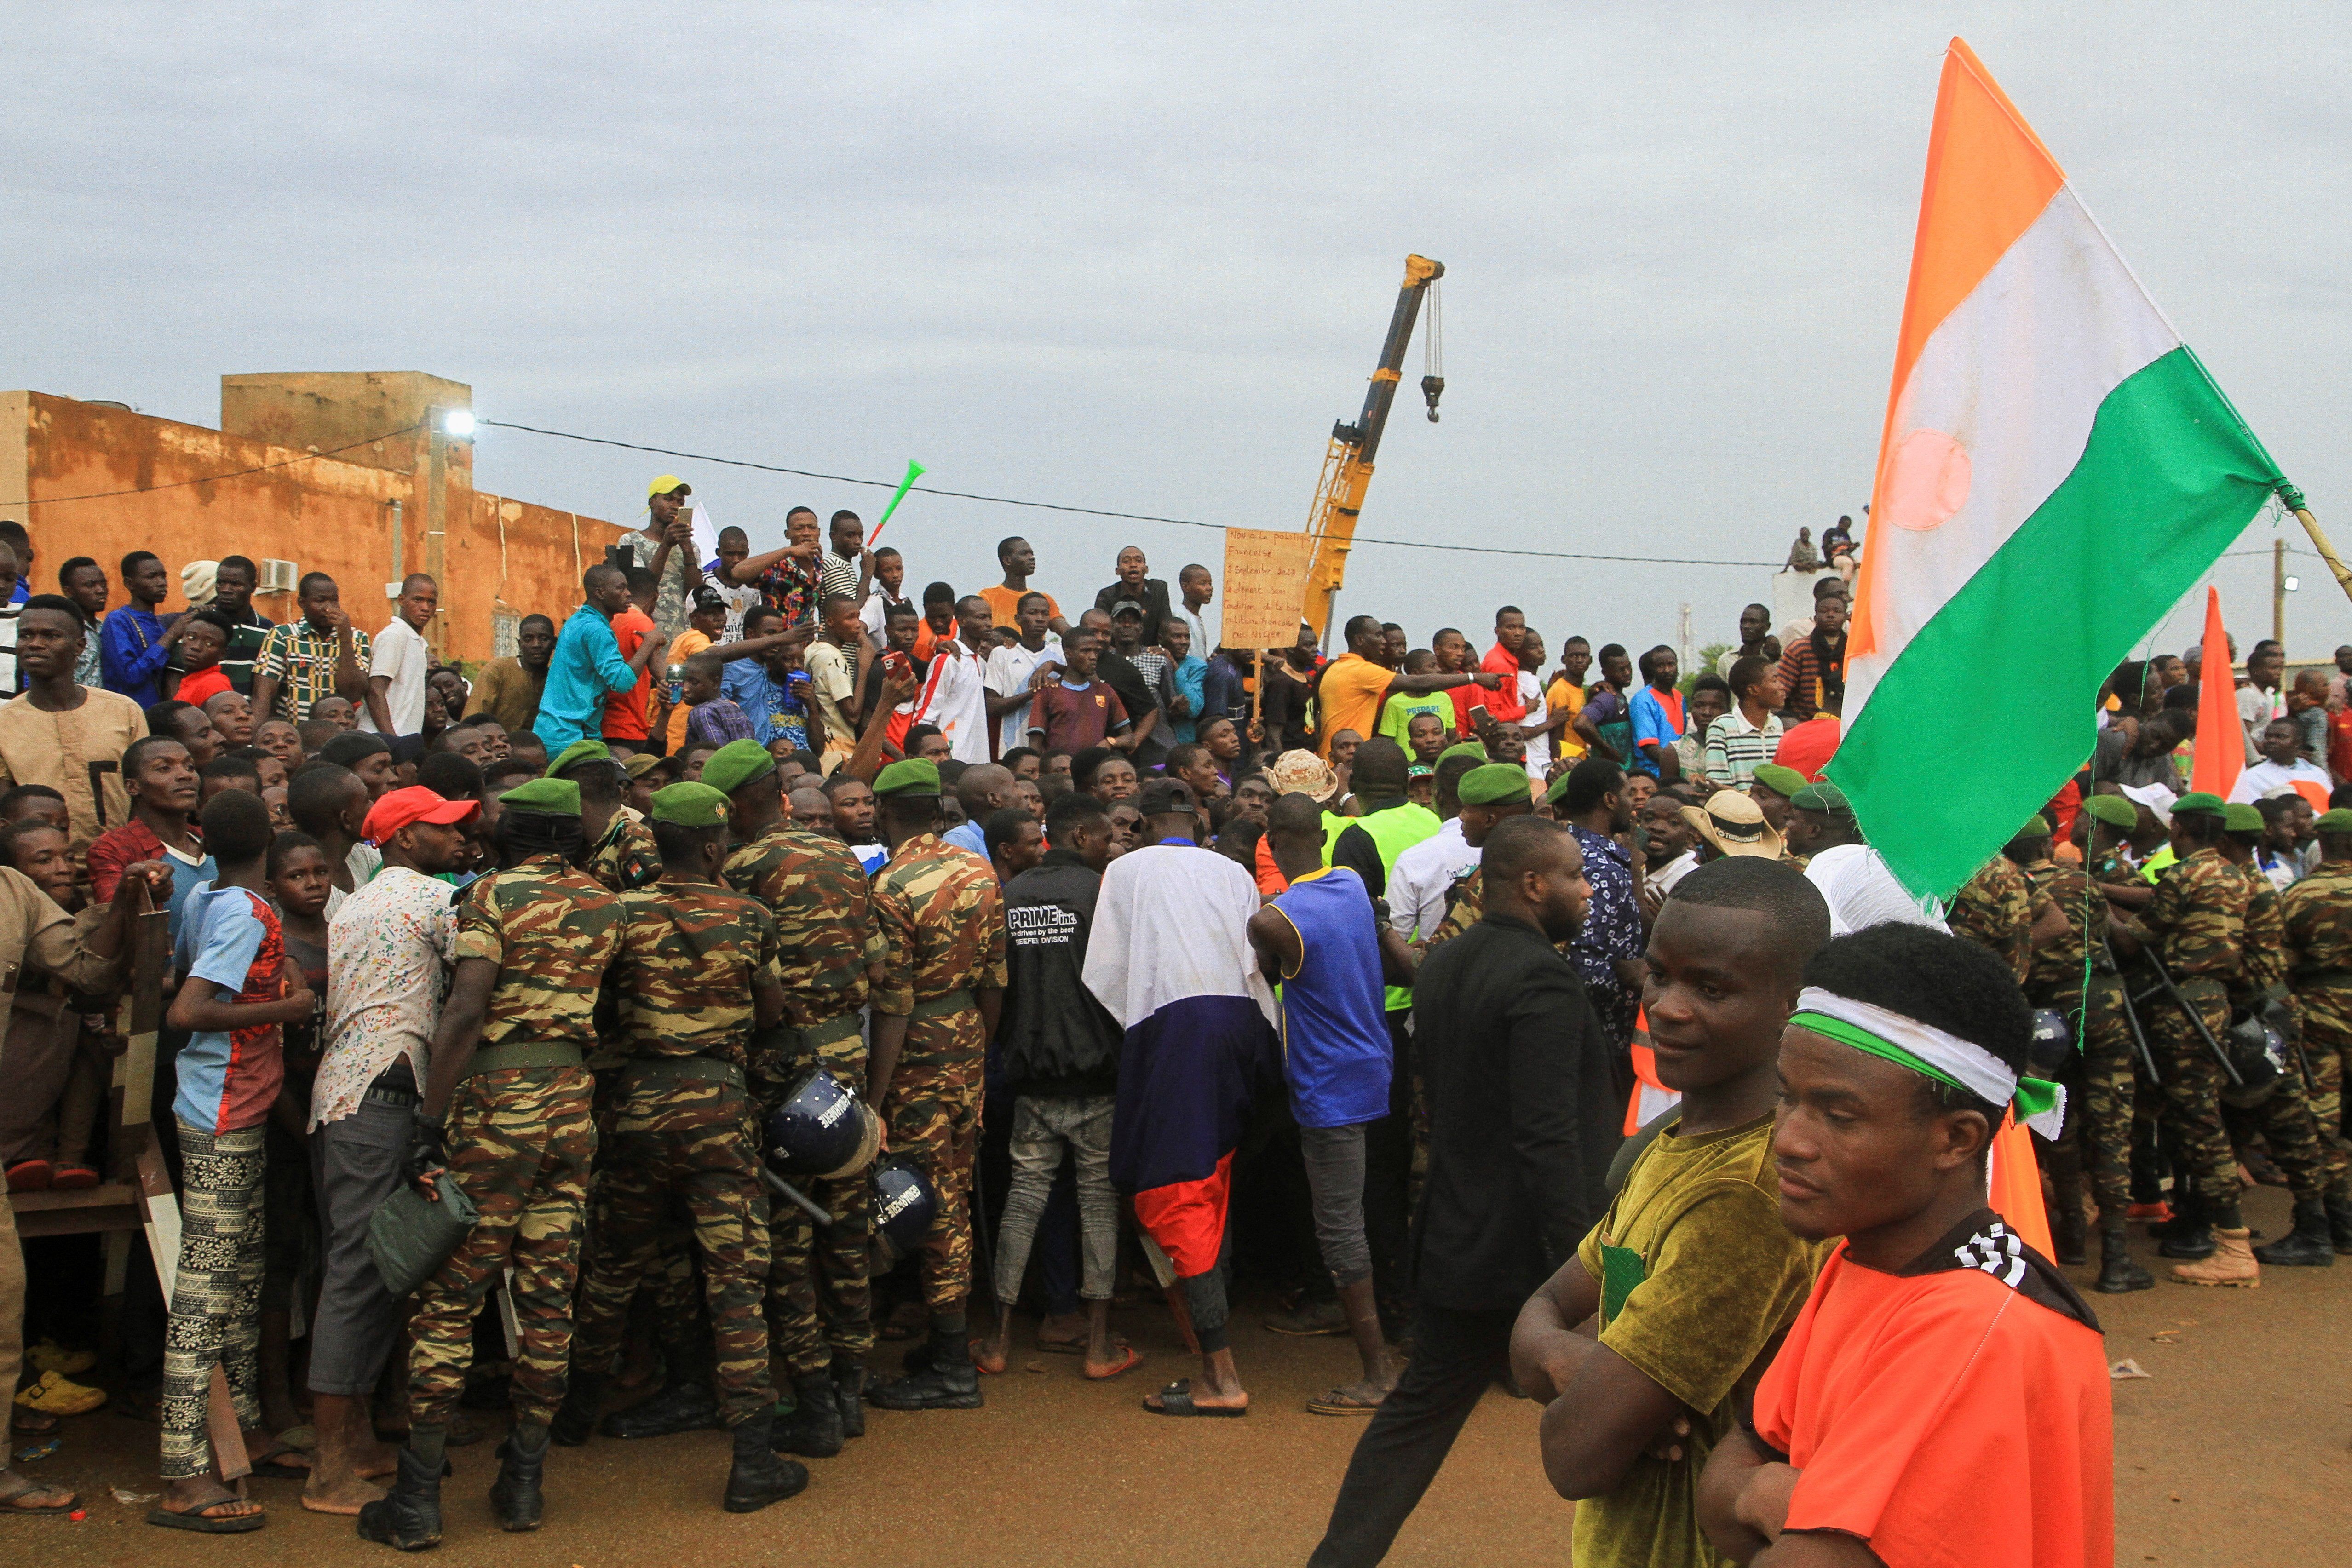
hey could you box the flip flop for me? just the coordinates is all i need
[0,1476,75,1514]
[969,1340,1009,1376]
[148,1500,266,1533]
[1142,1378,1246,1418]
[1306,1383,1389,1416]
[246,1443,314,1480]
[1083,1344,1144,1382]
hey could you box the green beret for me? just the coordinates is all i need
[2082,795,2139,829]
[2016,815,2051,838]
[2315,808,2352,834]
[874,758,943,798]
[1436,741,1488,769]
[500,777,581,816]
[544,738,611,779]
[2172,791,2226,818]
[1751,763,1808,798]
[649,781,731,828]
[2223,803,2264,833]
[1459,764,1530,807]
[1790,781,1850,815]
[702,738,778,798]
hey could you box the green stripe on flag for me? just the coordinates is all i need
[1832,346,2282,901]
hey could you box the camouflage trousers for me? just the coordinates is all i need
[2032,978,2137,1219]
[409,1066,596,1430]
[2300,993,2352,1155]
[752,1022,874,1378]
[2221,1015,2346,1206]
[2145,977,2240,1210]
[570,1082,773,1427]
[881,1020,984,1314]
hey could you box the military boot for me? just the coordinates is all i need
[488,1422,550,1532]
[355,1435,445,1552]
[2051,1198,2088,1268]
[832,1358,866,1439]
[2170,1227,2259,1287]
[723,1410,809,1514]
[2092,1220,2153,1293]
[2253,1201,2336,1266]
[549,1371,604,1447]
[2328,1194,2352,1256]
[600,1376,719,1439]
[867,1324,983,1411]
[770,1373,843,1458]
[2156,1189,2214,1259]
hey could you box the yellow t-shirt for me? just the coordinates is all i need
[1572,1114,1828,1568]
[1549,678,1590,759]
[1317,654,1395,757]
[980,586,1061,630]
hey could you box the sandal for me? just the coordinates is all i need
[0,1475,76,1514]
[1142,1378,1246,1418]
[1305,1380,1391,1416]
[148,1498,265,1533]
[1084,1344,1144,1382]
[247,1443,314,1480]
[969,1340,1009,1376]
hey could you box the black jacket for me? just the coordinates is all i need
[1093,577,1174,649]
[1411,911,1618,1310]
[996,850,1124,1097]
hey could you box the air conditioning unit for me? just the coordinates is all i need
[258,558,299,595]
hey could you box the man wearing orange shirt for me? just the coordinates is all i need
[602,570,660,759]
[978,538,1070,638]
[1478,606,1531,727]
[1697,922,2110,1568]
[1317,616,1499,760]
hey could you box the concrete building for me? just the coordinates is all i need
[0,371,633,666]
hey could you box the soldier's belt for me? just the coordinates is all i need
[620,1055,747,1091]
[905,988,976,1024]
[462,1041,585,1079]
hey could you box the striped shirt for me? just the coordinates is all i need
[254,619,371,723]
[1703,707,1784,790]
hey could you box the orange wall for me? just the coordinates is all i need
[2,391,630,666]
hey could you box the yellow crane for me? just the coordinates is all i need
[1299,253,1446,642]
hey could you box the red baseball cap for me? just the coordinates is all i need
[365,785,479,844]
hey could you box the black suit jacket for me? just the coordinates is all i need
[1093,577,1174,649]
[1410,911,1619,1311]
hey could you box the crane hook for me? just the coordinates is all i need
[1420,375,1445,423]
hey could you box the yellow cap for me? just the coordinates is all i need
[647,474,691,498]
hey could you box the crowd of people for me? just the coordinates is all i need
[0,482,2339,1565]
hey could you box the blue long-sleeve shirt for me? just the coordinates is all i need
[533,602,637,751]
[1167,655,1207,743]
[100,605,173,706]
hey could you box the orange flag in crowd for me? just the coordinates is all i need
[2189,586,2240,799]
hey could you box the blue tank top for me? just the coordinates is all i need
[1270,866,1394,1128]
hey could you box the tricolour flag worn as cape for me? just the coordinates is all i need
[1834,38,2288,901]
[1081,842,1279,1279]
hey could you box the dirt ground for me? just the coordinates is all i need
[17,1183,2342,1567]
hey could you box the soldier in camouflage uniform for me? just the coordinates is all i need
[2221,802,2346,1267]
[545,738,702,1438]
[360,778,621,1551]
[555,781,807,1512]
[862,758,1007,1413]
[2281,805,2352,1255]
[2123,792,2260,1287]
[547,739,661,894]
[1423,768,1536,950]
[2013,808,2148,1291]
[707,737,879,1456]
[1948,847,2045,985]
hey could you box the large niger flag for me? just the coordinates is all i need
[1834,39,2286,900]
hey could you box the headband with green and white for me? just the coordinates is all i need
[1790,987,2064,1138]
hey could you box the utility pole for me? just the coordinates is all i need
[423,407,452,661]
[2274,537,2287,651]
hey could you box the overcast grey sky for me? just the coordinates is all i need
[7,3,2347,661]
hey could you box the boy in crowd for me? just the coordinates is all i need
[1696,923,2110,1567]
[1511,858,1831,1565]
[1028,630,1131,755]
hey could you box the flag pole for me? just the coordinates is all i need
[2289,506,2352,608]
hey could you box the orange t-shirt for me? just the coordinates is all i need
[1753,1211,2112,1568]
[980,585,1061,630]
[601,606,656,741]
[1317,654,1395,758]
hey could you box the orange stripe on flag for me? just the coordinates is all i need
[2190,587,2243,800]
[1852,39,2067,662]
[1988,1113,2053,1258]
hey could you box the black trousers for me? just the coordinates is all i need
[1306,1301,1519,1567]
